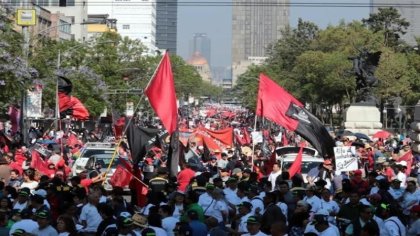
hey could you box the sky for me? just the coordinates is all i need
[177,0,371,68]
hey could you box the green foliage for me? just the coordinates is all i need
[362,7,410,47]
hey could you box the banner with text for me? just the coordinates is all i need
[334,146,358,172]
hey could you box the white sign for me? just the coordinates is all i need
[26,87,43,118]
[334,146,358,172]
[251,131,263,144]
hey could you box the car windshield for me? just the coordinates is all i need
[95,155,119,169]
[282,161,321,173]
[81,149,115,158]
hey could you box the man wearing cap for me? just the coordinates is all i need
[388,178,404,201]
[12,188,30,211]
[407,205,420,236]
[198,183,215,211]
[244,216,266,236]
[235,201,253,234]
[303,185,322,214]
[187,210,208,236]
[132,213,149,234]
[149,167,169,195]
[223,177,241,206]
[79,192,102,235]
[304,209,340,236]
[116,215,136,236]
[395,163,407,188]
[9,208,38,235]
[31,210,58,236]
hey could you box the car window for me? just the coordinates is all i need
[81,149,115,158]
[95,155,119,169]
[283,161,322,173]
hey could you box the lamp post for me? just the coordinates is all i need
[397,106,402,134]
[382,107,387,129]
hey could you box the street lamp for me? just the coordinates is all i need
[397,106,402,134]
[382,108,387,129]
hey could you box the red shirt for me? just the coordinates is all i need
[177,167,195,192]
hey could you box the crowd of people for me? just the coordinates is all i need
[0,115,419,236]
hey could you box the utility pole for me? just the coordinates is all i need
[20,0,29,144]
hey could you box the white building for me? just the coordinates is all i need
[88,0,157,54]
[31,0,89,41]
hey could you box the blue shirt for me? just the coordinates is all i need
[189,220,208,236]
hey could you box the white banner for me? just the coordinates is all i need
[26,86,43,118]
[251,131,263,144]
[334,146,358,172]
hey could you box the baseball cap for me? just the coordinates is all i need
[237,201,253,209]
[18,188,30,197]
[35,210,50,219]
[206,183,215,190]
[247,216,260,224]
[11,229,26,236]
[117,216,134,228]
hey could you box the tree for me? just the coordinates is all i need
[0,6,38,116]
[374,48,412,101]
[362,7,410,47]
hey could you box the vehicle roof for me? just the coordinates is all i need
[275,146,319,156]
[281,155,324,162]
[84,142,116,149]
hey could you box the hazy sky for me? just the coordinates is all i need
[177,0,370,67]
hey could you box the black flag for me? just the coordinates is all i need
[285,103,335,157]
[167,131,185,177]
[126,122,161,164]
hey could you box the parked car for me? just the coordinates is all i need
[71,142,124,191]
[275,146,324,183]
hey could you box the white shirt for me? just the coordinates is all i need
[238,212,253,233]
[31,225,58,236]
[224,188,241,206]
[162,216,179,236]
[305,223,340,236]
[9,219,38,236]
[397,172,407,188]
[20,181,39,193]
[250,196,264,215]
[303,195,322,213]
[198,192,213,210]
[13,201,28,211]
[172,204,184,219]
[401,190,420,215]
[79,203,103,232]
[389,187,405,200]
[149,226,169,236]
[268,171,281,191]
[320,199,340,224]
[204,200,228,223]
[384,216,406,236]
[276,202,288,221]
[243,231,267,236]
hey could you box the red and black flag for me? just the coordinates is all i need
[256,73,335,157]
[126,122,162,164]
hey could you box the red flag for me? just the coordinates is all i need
[110,165,133,187]
[256,74,303,131]
[242,128,251,145]
[129,166,148,207]
[145,52,178,134]
[30,150,49,175]
[204,127,234,147]
[288,143,305,178]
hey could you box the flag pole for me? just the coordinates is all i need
[103,51,168,181]
[251,114,258,169]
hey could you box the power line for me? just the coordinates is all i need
[4,1,420,8]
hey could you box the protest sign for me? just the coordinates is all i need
[334,146,358,172]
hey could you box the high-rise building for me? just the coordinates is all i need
[155,0,177,54]
[89,0,157,54]
[189,33,211,66]
[370,0,420,45]
[231,0,289,85]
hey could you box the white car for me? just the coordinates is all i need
[276,146,324,183]
[71,142,123,191]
